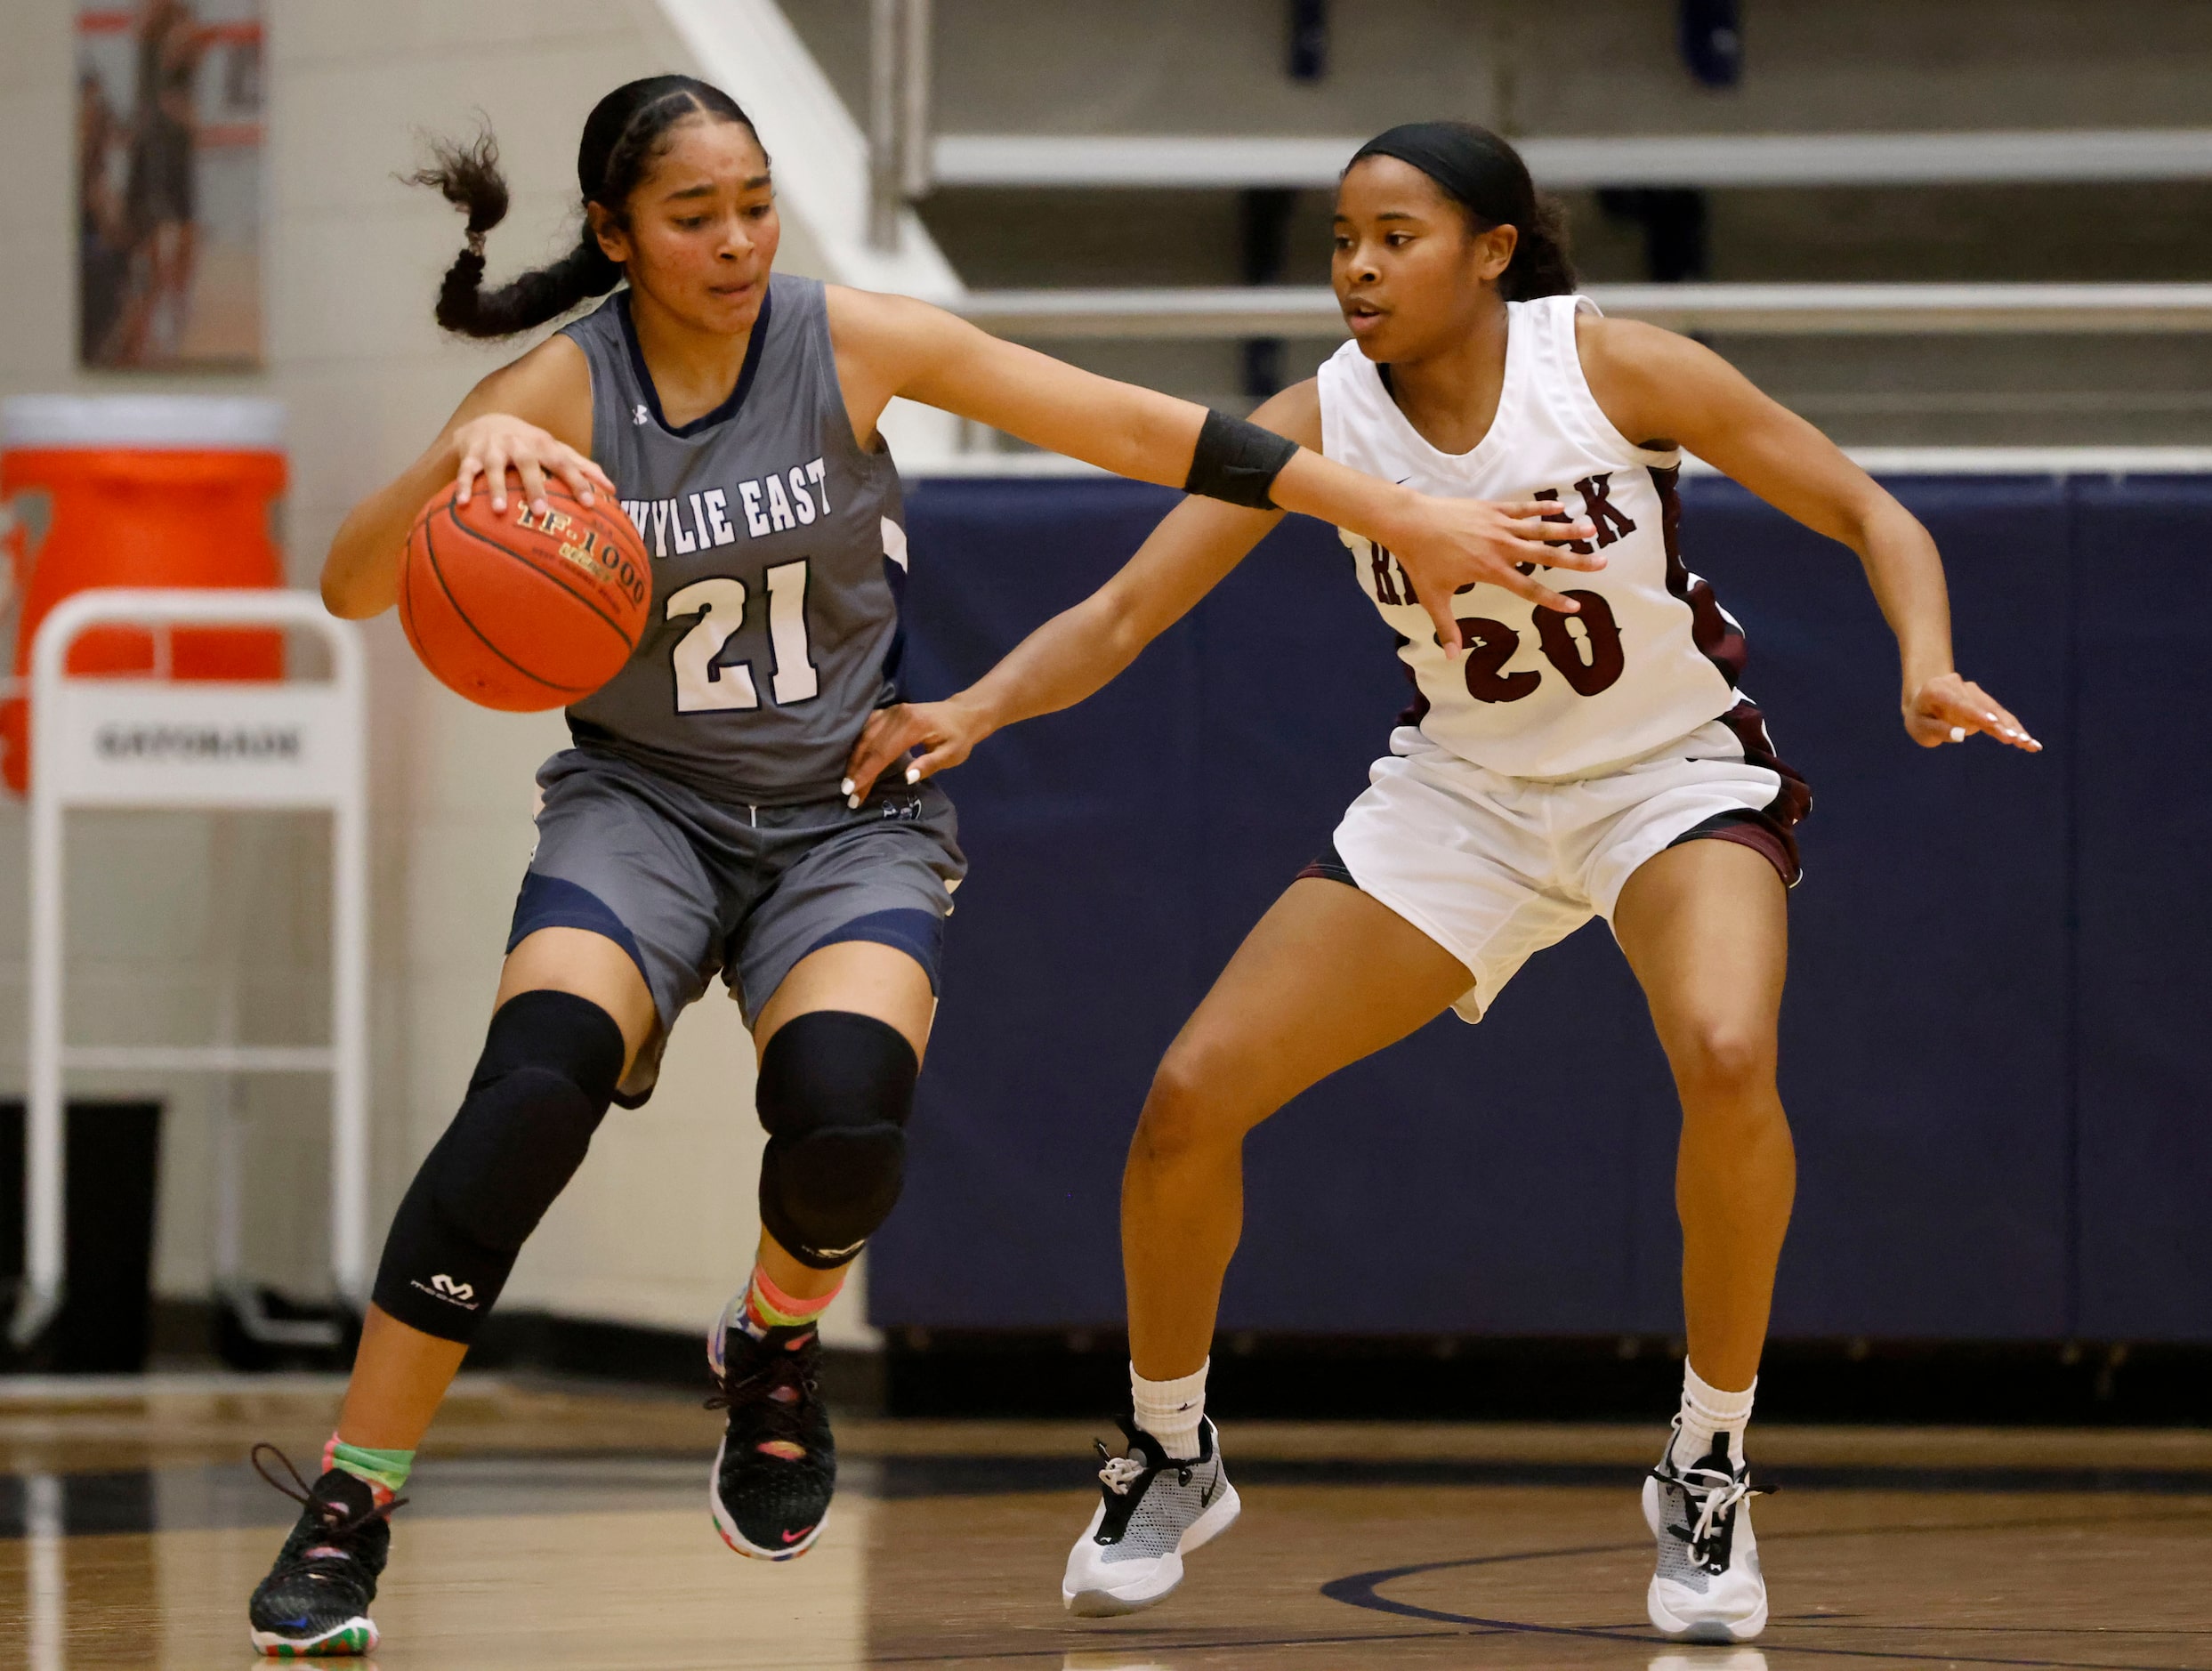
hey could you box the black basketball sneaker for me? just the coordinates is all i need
[706,1301,836,1559]
[245,1445,401,1658]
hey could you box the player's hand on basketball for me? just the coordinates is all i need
[1906,672,2041,752]
[842,698,992,806]
[1385,496,1603,656]
[450,414,615,518]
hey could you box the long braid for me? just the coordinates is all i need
[408,77,762,340]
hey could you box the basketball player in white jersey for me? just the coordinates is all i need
[845,121,2038,1641]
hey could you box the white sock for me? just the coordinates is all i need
[1670,1361,1755,1471]
[1131,1360,1208,1462]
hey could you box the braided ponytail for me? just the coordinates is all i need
[409,77,760,341]
[408,128,621,339]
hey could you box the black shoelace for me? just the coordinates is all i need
[251,1442,405,1584]
[706,1344,819,1453]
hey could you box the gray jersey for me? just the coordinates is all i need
[560,276,906,804]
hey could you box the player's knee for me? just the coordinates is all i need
[1669,1017,1778,1106]
[1134,1037,1255,1164]
[756,1011,919,1269]
[370,990,626,1340]
[429,1069,601,1251]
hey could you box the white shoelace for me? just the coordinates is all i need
[1097,1455,1148,1496]
[1676,1465,1755,1547]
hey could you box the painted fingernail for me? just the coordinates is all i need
[840,777,855,795]
[905,766,921,784]
[847,794,860,809]
[1950,726,1966,742]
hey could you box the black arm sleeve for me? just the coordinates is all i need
[1183,408,1301,509]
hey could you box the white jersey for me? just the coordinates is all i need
[1318,293,1746,779]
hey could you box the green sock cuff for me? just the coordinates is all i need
[328,1439,415,1495]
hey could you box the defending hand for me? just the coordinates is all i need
[1905,672,2040,752]
[841,696,996,807]
[1380,495,1605,655]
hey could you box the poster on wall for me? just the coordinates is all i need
[76,1,264,368]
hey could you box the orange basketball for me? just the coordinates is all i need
[400,475,650,712]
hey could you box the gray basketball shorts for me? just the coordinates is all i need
[506,748,966,1103]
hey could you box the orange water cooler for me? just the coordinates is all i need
[1,394,288,794]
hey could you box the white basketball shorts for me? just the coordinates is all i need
[1312,701,1809,1021]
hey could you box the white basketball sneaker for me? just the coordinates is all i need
[1062,1415,1240,1617]
[1643,1420,1769,1642]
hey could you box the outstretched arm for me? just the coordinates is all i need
[840,384,1312,801]
[1578,316,2038,752]
[844,495,1278,802]
[827,288,1595,652]
[843,375,1590,800]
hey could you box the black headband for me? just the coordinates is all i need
[1347,121,1536,230]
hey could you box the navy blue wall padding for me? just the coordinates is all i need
[872,473,2211,1342]
[2073,480,2212,1340]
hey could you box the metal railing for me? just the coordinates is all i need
[867,0,933,251]
[932,128,2212,190]
[909,445,2212,479]
[956,283,2212,339]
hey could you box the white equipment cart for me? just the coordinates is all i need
[10,588,368,1354]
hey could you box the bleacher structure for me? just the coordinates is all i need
[701,0,2212,452]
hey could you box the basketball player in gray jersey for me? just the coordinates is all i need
[244,76,1588,1656]
[563,276,908,803]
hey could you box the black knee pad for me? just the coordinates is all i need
[371,989,626,1341]
[756,1011,918,1269]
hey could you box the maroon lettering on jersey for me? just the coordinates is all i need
[1369,541,1404,605]
[1531,487,1594,555]
[1453,617,1539,703]
[1576,472,1638,548]
[1533,590,1627,696]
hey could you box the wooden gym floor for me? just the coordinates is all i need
[5,1376,2212,1668]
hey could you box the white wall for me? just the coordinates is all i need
[0,0,946,1350]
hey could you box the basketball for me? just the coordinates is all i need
[400,474,650,711]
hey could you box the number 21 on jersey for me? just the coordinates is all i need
[666,561,819,711]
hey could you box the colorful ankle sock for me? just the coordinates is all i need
[738,1263,844,1340]
[323,1433,413,1507]
[1132,1360,1208,1462]
[1670,1362,1756,1471]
